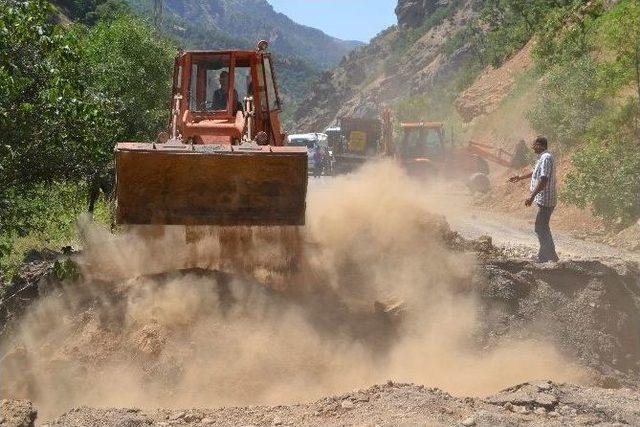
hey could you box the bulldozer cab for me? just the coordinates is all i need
[172,49,284,146]
[115,42,308,226]
[181,54,242,114]
[399,122,445,160]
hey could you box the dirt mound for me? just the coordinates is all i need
[608,221,640,252]
[47,381,640,426]
[478,259,640,387]
[4,236,639,422]
[1,399,37,427]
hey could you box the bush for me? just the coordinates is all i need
[529,0,640,225]
[528,57,605,148]
[563,103,640,226]
[0,181,111,280]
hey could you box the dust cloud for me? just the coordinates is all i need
[0,161,585,418]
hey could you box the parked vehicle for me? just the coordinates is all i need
[286,133,332,176]
[326,118,381,175]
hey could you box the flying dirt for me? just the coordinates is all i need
[2,162,639,426]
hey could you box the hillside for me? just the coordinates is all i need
[292,0,478,131]
[126,0,363,69]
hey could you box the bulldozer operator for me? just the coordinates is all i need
[211,70,242,113]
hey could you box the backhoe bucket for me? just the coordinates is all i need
[115,143,308,226]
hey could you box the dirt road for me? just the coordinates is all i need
[311,176,639,262]
[444,202,640,263]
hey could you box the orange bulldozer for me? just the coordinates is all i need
[115,41,308,227]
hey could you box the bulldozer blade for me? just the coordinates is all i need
[115,143,308,226]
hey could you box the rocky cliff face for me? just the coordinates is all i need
[291,0,476,132]
[395,0,451,28]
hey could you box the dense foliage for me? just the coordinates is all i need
[531,0,640,226]
[564,105,640,225]
[528,57,605,147]
[54,0,132,24]
[0,0,175,277]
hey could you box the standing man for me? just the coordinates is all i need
[509,136,559,263]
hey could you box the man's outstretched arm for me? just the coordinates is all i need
[508,171,533,182]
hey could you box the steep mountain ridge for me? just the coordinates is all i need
[298,0,639,243]
[127,0,362,69]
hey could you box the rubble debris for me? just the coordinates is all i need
[43,382,640,426]
[1,399,37,427]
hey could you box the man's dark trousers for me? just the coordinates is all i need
[535,204,559,262]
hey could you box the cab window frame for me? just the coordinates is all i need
[261,54,281,112]
[185,52,236,117]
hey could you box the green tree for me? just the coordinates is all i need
[0,2,175,193]
[592,1,640,110]
[564,103,640,226]
[0,0,114,190]
[0,1,176,276]
[73,16,176,164]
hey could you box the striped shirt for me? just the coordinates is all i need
[530,150,557,207]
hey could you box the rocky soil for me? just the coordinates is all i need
[0,249,70,341]
[396,1,450,29]
[478,258,640,388]
[608,221,640,252]
[28,381,640,426]
[1,399,37,427]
